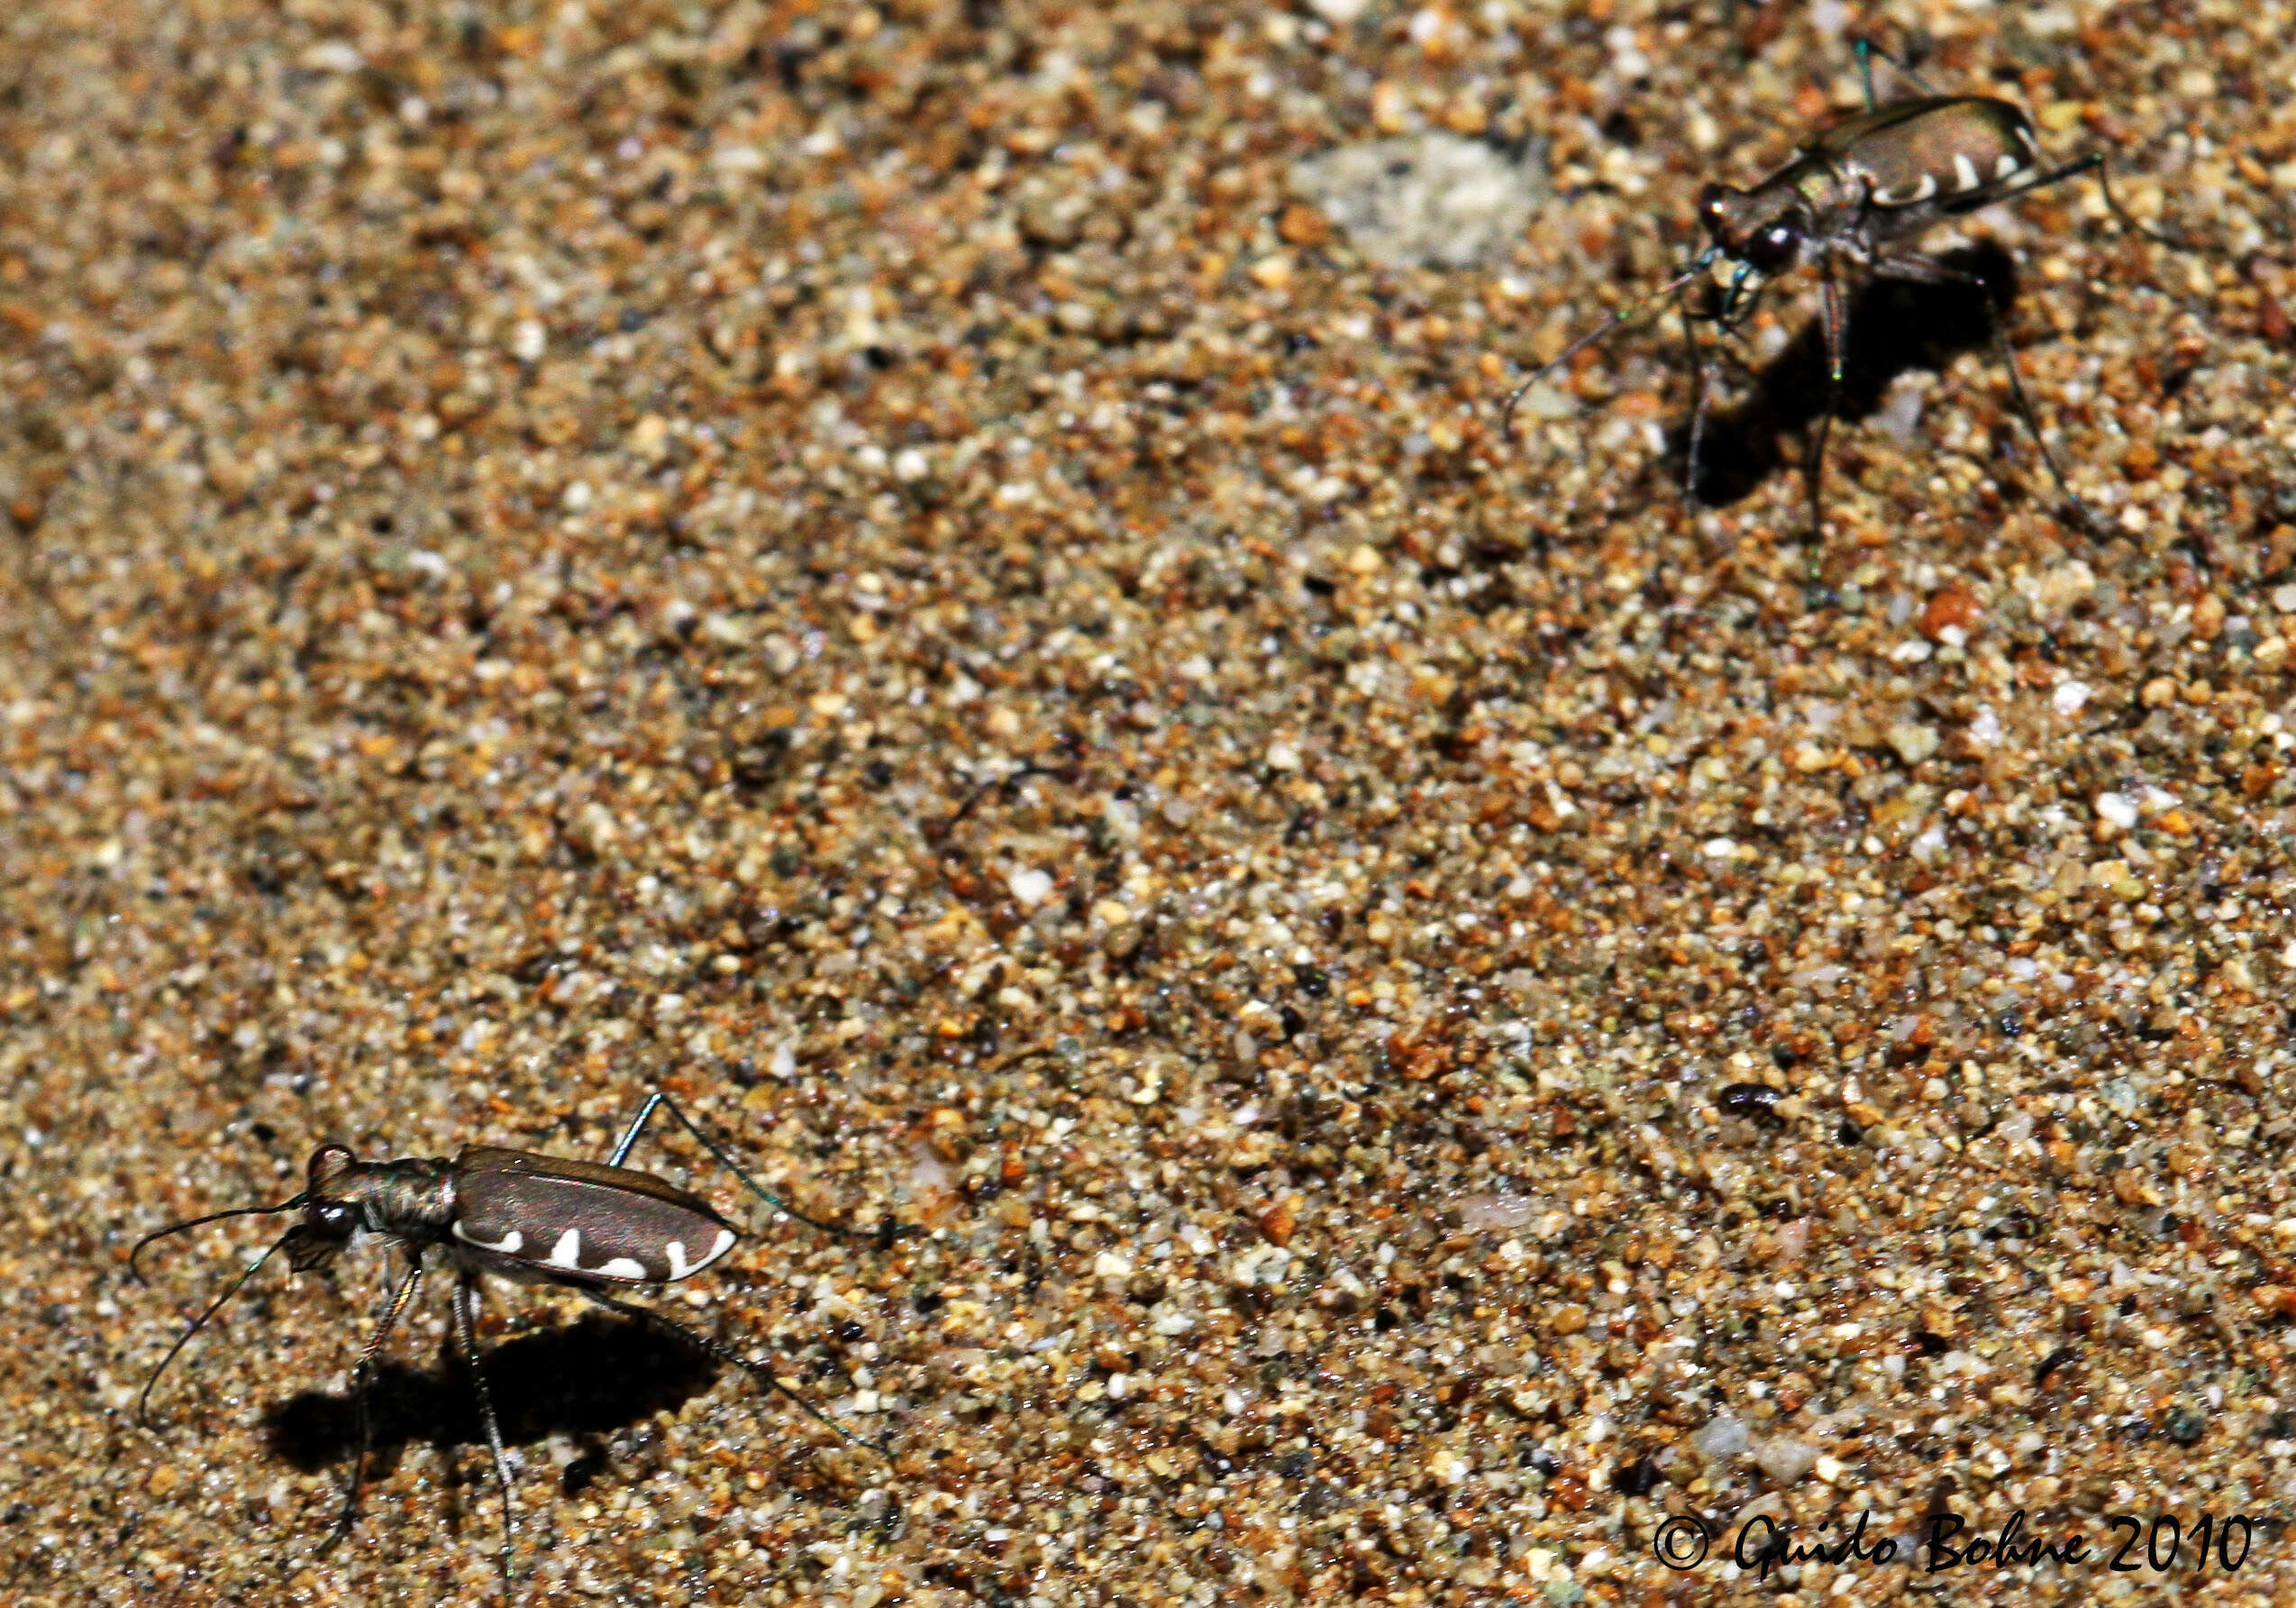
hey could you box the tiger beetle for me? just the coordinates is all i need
[1503,40,2198,542]
[131,1092,904,1595]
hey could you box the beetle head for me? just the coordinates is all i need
[282,1144,368,1271]
[1696,183,1808,276]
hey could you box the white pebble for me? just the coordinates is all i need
[1691,1413,1749,1459]
[1753,1436,1821,1485]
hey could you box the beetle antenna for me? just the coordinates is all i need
[1502,251,1721,440]
[130,1196,306,1285]
[135,1226,298,1427]
[645,1095,912,1246]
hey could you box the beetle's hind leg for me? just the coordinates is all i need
[2081,155,2209,255]
[451,1275,520,1597]
[606,1092,667,1168]
[611,1091,904,1246]
[1872,251,2100,534]
[571,1284,895,1458]
[1955,149,2200,257]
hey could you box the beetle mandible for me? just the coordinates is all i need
[1503,40,2199,540]
[131,1091,902,1595]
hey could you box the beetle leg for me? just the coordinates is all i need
[1942,152,2105,220]
[1818,251,1851,396]
[323,1254,424,1555]
[1853,36,1944,101]
[451,1275,519,1597]
[2080,156,2199,252]
[1806,251,1852,545]
[1681,297,1716,504]
[1948,151,2195,258]
[942,758,1082,838]
[626,1092,905,1246]
[606,1092,666,1169]
[570,1284,895,1458]
[1870,252,2099,534]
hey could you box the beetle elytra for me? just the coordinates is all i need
[1503,40,2204,542]
[132,1092,901,1594]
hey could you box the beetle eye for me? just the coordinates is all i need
[1744,215,1802,272]
[311,1202,360,1238]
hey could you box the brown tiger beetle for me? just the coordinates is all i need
[1503,39,2207,543]
[131,1092,906,1595]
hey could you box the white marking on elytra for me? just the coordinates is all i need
[454,1222,524,1255]
[599,1256,648,1280]
[1995,153,2021,180]
[546,1228,584,1269]
[1952,152,1981,192]
[2016,123,2040,157]
[1879,173,1938,206]
[662,1229,736,1280]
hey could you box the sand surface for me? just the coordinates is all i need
[5,1,2296,1603]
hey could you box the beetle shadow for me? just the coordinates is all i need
[261,1312,718,1477]
[1677,241,2021,508]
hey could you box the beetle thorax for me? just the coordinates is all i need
[358,1157,460,1239]
[310,1148,458,1240]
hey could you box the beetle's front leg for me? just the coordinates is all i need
[1804,251,1853,546]
[1680,298,1718,505]
[322,1253,424,1553]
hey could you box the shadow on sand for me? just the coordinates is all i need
[261,1311,719,1490]
[1672,241,2028,509]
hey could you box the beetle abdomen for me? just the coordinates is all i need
[450,1147,738,1284]
[1825,96,2041,209]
